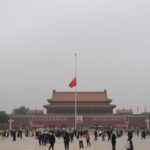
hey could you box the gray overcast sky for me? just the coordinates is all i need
[0,0,150,114]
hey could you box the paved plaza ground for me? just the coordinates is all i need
[0,134,150,150]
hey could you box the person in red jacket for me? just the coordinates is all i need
[85,131,91,147]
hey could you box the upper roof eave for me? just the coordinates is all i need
[45,103,116,108]
[51,90,109,102]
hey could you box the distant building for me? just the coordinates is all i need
[116,108,133,115]
[26,109,44,115]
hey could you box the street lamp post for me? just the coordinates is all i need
[125,115,129,130]
[145,113,150,130]
[29,116,33,130]
[8,118,14,131]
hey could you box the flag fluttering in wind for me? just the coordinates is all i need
[69,77,77,88]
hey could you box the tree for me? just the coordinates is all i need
[12,106,29,115]
[0,111,9,123]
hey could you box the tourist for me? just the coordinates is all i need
[94,129,98,141]
[141,130,146,139]
[12,130,16,141]
[125,136,133,150]
[63,131,70,150]
[85,131,91,147]
[41,131,47,145]
[69,131,74,142]
[101,130,106,141]
[38,132,42,146]
[25,130,28,137]
[79,134,84,149]
[107,130,112,141]
[128,130,133,139]
[111,132,116,150]
[48,132,55,150]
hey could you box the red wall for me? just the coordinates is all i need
[11,115,148,129]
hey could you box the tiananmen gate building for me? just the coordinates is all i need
[11,89,149,129]
[44,89,116,115]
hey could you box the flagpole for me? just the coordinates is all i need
[75,53,77,130]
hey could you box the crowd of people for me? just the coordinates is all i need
[1,127,150,150]
[35,129,91,150]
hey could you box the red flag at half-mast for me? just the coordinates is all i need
[69,77,77,88]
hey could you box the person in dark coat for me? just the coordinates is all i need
[126,136,133,150]
[94,130,98,141]
[38,132,42,146]
[63,131,70,150]
[12,130,16,141]
[48,132,55,150]
[111,132,116,150]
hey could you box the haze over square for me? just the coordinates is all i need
[0,0,150,114]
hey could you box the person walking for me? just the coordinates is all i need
[12,130,16,141]
[94,129,98,141]
[38,132,42,146]
[125,136,133,150]
[111,132,116,150]
[85,131,91,147]
[48,132,55,150]
[107,130,112,141]
[63,131,70,150]
[79,134,84,149]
